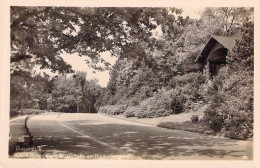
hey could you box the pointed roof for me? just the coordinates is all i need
[211,35,236,49]
[195,30,242,63]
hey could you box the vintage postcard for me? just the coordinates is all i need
[0,0,260,167]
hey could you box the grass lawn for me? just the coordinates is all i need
[157,121,207,134]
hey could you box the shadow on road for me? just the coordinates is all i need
[25,117,252,160]
[65,121,249,159]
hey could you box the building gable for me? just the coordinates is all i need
[195,30,242,63]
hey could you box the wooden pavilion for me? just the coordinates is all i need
[195,30,241,80]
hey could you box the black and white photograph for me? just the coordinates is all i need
[0,0,259,167]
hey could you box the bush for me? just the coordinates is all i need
[140,88,185,115]
[190,115,199,123]
[125,87,187,118]
[98,104,127,115]
[128,97,140,106]
[124,106,139,118]
[202,93,225,132]
[169,72,206,88]
[125,105,172,118]
[135,109,170,118]
[167,91,185,114]
[169,72,206,103]
[223,112,253,140]
[185,99,204,113]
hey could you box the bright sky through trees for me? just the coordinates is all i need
[62,51,117,87]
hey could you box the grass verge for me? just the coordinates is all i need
[10,108,45,119]
[157,121,207,134]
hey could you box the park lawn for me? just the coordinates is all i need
[157,121,207,134]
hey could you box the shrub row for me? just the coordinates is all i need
[98,105,126,115]
[98,72,206,118]
[100,105,172,119]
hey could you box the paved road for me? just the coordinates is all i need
[10,113,253,160]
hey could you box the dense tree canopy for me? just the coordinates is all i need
[11,7,186,74]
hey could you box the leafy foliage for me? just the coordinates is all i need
[124,106,140,118]
[49,73,103,113]
[11,7,185,74]
[202,20,254,139]
[99,105,127,115]
[10,72,50,110]
[11,71,103,113]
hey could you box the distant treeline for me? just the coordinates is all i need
[11,71,103,113]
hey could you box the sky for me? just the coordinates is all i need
[39,8,205,87]
[182,8,204,19]
[62,52,117,87]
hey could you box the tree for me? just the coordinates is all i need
[228,20,254,69]
[94,8,191,107]
[10,72,32,109]
[50,75,79,112]
[10,7,187,112]
[11,7,74,74]
[10,72,50,110]
[11,7,184,74]
[85,79,103,113]
[73,71,87,112]
[215,7,253,36]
